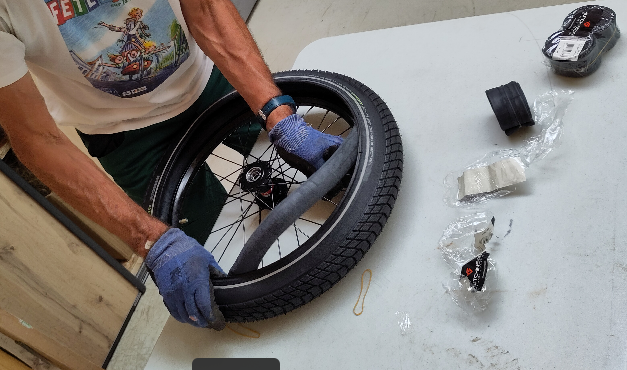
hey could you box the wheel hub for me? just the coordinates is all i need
[239,161,289,209]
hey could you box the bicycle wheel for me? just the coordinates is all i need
[144,70,403,322]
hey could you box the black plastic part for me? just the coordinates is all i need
[0,159,146,294]
[254,177,289,210]
[238,161,273,191]
[485,81,534,136]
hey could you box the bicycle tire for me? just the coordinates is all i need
[144,70,403,322]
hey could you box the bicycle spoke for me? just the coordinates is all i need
[225,189,252,201]
[300,106,315,121]
[210,153,242,167]
[215,175,240,188]
[268,146,285,173]
[250,193,274,210]
[224,190,260,206]
[211,203,254,245]
[257,142,275,161]
[293,223,301,248]
[285,162,300,193]
[269,161,294,182]
[339,126,352,136]
[240,196,247,247]
[209,203,256,237]
[298,217,323,226]
[316,109,331,131]
[321,116,342,134]
[267,179,302,186]
[242,150,250,167]
[215,167,243,183]
[276,180,303,186]
[269,144,278,163]
[272,159,292,178]
[322,197,339,206]
[216,203,255,261]
[267,155,298,188]
[224,196,255,207]
[244,151,265,163]
[295,226,311,239]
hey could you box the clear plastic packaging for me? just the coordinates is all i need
[439,212,497,313]
[542,5,620,77]
[395,311,413,335]
[444,89,574,207]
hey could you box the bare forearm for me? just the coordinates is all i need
[180,0,292,128]
[15,138,166,256]
[0,76,167,257]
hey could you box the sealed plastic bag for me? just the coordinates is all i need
[439,212,497,312]
[542,5,620,77]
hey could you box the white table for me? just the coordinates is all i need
[146,1,627,368]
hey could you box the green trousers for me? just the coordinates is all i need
[80,67,260,244]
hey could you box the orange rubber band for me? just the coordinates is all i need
[353,269,372,316]
[226,323,261,339]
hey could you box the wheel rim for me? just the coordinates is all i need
[143,71,398,319]
[178,100,355,273]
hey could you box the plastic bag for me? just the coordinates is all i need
[395,311,413,335]
[439,212,497,313]
[444,89,574,207]
[542,5,620,77]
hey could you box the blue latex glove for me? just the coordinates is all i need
[269,114,344,176]
[145,228,226,330]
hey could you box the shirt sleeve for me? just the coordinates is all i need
[0,31,28,88]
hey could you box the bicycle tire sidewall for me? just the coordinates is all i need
[213,72,397,319]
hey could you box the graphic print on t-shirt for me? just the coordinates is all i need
[45,0,190,98]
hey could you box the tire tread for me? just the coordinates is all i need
[221,72,403,322]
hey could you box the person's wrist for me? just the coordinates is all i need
[138,221,170,259]
[266,105,295,130]
[144,228,183,268]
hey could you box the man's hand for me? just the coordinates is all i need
[146,228,226,330]
[269,114,344,176]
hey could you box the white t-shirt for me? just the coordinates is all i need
[0,0,214,134]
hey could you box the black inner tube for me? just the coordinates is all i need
[228,129,359,275]
[485,81,534,136]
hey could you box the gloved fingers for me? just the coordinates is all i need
[324,132,344,146]
[163,294,187,324]
[322,144,340,161]
[184,288,209,328]
[208,264,227,279]
[196,285,226,331]
[312,129,343,145]
[276,147,317,177]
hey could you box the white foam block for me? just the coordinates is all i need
[458,157,526,199]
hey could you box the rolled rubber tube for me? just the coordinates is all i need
[485,81,534,136]
[229,128,359,275]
